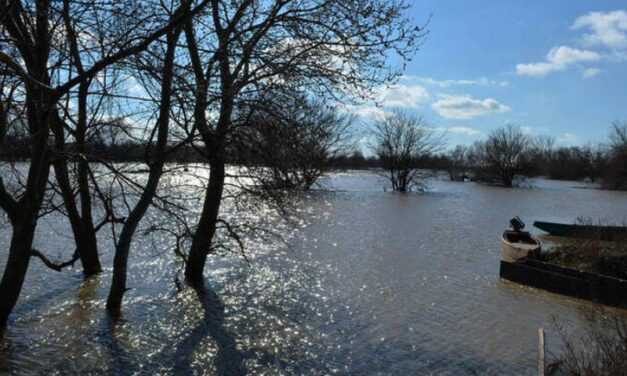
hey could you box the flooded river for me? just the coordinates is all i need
[1,171,627,375]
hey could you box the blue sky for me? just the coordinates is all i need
[353,1,627,147]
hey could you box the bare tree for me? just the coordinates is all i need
[533,135,556,162]
[604,121,627,190]
[106,15,188,316]
[0,0,426,322]
[372,111,442,192]
[446,145,469,182]
[0,0,206,332]
[471,125,533,187]
[180,0,426,289]
[45,0,119,277]
[528,134,556,176]
[240,97,354,190]
[610,122,627,148]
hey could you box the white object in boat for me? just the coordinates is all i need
[501,230,541,262]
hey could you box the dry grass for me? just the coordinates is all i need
[541,218,627,279]
[542,239,627,279]
[550,309,627,376]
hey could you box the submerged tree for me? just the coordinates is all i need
[106,21,186,317]
[604,122,627,190]
[470,125,532,187]
[180,0,426,290]
[372,112,442,192]
[240,98,354,191]
[446,145,469,182]
[0,0,206,332]
[0,0,427,323]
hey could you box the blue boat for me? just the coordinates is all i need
[533,221,627,241]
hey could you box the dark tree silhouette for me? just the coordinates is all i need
[471,125,532,187]
[240,98,354,191]
[604,122,627,190]
[180,0,426,289]
[372,112,442,192]
[0,0,207,333]
[446,145,469,182]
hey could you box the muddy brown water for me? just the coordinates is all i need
[1,170,627,375]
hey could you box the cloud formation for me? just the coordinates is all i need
[378,84,430,108]
[432,95,510,120]
[517,10,627,78]
[343,84,430,120]
[407,76,509,88]
[343,105,387,120]
[516,46,601,76]
[558,132,578,145]
[572,10,627,49]
[582,67,601,78]
[445,126,482,136]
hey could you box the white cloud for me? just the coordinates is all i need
[404,76,509,88]
[516,62,558,77]
[572,10,627,49]
[448,126,481,136]
[520,126,534,135]
[514,125,550,135]
[125,75,148,98]
[436,126,482,137]
[558,132,578,145]
[583,67,601,78]
[341,84,430,120]
[516,46,601,76]
[432,95,511,120]
[342,105,387,120]
[378,84,430,108]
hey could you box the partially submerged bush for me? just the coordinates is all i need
[550,309,627,376]
[467,125,534,187]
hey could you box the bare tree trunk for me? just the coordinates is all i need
[50,79,102,276]
[0,0,203,331]
[0,102,6,144]
[501,170,514,188]
[0,219,36,331]
[106,28,181,317]
[182,19,233,289]
[184,73,232,289]
[0,113,51,332]
[185,160,225,289]
[75,81,102,275]
[0,0,54,333]
[52,155,102,276]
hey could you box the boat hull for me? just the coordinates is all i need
[533,221,627,241]
[500,259,627,309]
[501,231,541,263]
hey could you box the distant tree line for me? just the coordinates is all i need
[4,120,625,191]
[441,123,627,189]
[1,101,353,170]
[358,121,625,190]
[0,133,201,162]
[335,121,627,192]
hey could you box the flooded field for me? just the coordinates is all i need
[1,171,627,375]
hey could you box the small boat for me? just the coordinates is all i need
[502,230,542,262]
[533,221,627,241]
[501,217,542,262]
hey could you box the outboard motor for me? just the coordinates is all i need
[510,216,525,232]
